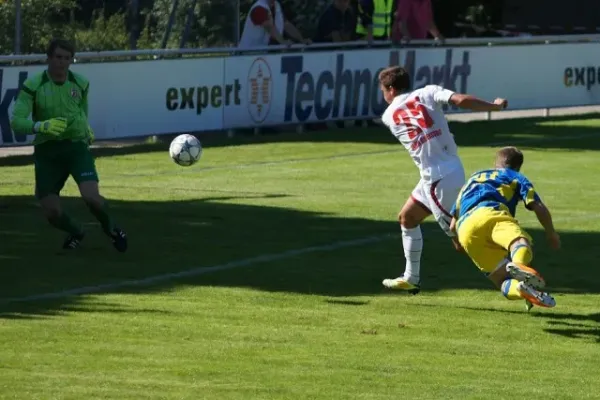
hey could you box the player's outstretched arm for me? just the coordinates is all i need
[529,201,561,250]
[261,18,290,45]
[10,86,35,134]
[449,217,463,252]
[449,217,457,234]
[82,83,89,117]
[449,93,508,112]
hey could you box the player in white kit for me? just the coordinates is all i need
[378,66,507,293]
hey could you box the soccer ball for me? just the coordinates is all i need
[169,134,202,166]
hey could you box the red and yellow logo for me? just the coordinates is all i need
[247,57,272,123]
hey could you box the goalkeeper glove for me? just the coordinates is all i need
[34,118,67,136]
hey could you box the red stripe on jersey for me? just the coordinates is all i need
[430,180,453,218]
[410,195,432,214]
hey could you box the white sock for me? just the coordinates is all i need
[401,225,422,283]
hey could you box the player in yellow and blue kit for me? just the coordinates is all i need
[449,146,560,311]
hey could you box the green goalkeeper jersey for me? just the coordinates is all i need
[10,70,91,145]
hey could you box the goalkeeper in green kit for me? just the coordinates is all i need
[10,39,127,252]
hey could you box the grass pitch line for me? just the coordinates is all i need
[486,132,600,147]
[114,131,600,178]
[1,234,397,304]
[117,149,401,177]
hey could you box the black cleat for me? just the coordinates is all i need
[111,228,128,252]
[63,232,85,250]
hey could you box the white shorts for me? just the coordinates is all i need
[411,167,465,237]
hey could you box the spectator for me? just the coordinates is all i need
[315,0,357,44]
[356,0,396,42]
[312,0,358,129]
[239,0,312,49]
[355,0,395,127]
[393,0,444,42]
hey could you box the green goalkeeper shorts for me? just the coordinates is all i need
[34,140,99,199]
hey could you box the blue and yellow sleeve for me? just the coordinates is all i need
[451,186,467,218]
[517,175,541,209]
[450,201,459,218]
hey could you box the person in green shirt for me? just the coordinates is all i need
[10,38,127,252]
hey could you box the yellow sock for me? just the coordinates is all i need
[501,279,523,300]
[511,244,533,265]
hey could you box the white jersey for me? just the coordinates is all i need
[239,0,285,49]
[381,85,463,182]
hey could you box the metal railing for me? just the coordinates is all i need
[1,34,599,64]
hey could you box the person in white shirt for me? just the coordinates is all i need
[239,0,311,48]
[378,65,507,293]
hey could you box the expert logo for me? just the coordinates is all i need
[247,57,272,123]
[165,79,241,115]
[564,66,600,90]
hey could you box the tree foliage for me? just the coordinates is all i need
[1,0,335,55]
[76,11,130,52]
[1,0,502,55]
[0,0,77,54]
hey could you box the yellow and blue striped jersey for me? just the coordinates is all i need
[451,168,541,219]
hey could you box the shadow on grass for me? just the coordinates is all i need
[0,193,598,335]
[442,306,600,343]
[0,299,171,320]
[1,113,599,167]
[543,313,600,342]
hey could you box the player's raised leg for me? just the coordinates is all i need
[79,181,127,252]
[383,168,465,293]
[490,220,546,289]
[487,257,555,310]
[382,186,431,293]
[426,167,465,240]
[35,146,85,249]
[458,207,556,310]
[515,281,556,309]
[71,141,127,252]
[504,237,553,310]
[505,238,546,289]
[493,268,555,309]
[39,194,85,249]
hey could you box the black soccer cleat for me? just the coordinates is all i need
[110,228,128,252]
[63,232,85,250]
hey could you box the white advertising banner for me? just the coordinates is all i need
[0,58,226,145]
[224,43,600,128]
[1,65,46,146]
[1,42,599,146]
[100,58,226,138]
[223,47,471,127]
[465,43,600,109]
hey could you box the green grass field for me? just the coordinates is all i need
[1,114,599,399]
